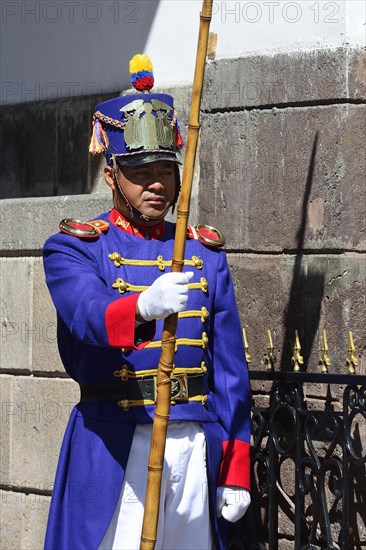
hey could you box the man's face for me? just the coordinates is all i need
[111,160,177,223]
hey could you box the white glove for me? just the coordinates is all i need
[137,271,194,322]
[216,486,251,523]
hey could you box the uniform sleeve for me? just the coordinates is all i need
[211,251,251,490]
[43,233,155,349]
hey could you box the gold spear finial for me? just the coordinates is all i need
[291,330,304,372]
[242,328,251,365]
[319,329,331,373]
[264,329,276,371]
[345,331,359,374]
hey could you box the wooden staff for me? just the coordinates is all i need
[140,1,213,548]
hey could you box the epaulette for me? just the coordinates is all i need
[187,224,225,248]
[59,219,109,239]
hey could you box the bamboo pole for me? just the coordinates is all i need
[140,2,213,548]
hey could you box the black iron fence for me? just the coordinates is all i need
[229,371,366,549]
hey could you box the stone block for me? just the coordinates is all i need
[304,383,339,402]
[0,188,200,256]
[348,49,366,100]
[0,376,12,485]
[252,394,270,409]
[317,254,366,374]
[0,102,56,200]
[23,493,51,550]
[199,104,366,251]
[229,253,366,373]
[0,490,24,549]
[0,194,112,253]
[6,377,79,488]
[249,380,272,394]
[305,396,335,412]
[55,96,96,196]
[275,540,295,550]
[0,490,50,550]
[203,47,363,111]
[1,258,34,373]
[0,93,113,200]
[32,261,64,375]
[88,153,108,194]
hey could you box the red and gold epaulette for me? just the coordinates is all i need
[187,224,225,248]
[59,219,109,239]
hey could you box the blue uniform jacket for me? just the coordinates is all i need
[43,209,251,550]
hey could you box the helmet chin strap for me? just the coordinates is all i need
[112,166,171,224]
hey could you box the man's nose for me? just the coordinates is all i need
[146,178,164,190]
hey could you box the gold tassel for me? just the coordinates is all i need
[88,118,109,155]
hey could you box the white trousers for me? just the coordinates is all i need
[98,421,212,550]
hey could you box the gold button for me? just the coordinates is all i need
[156,229,160,235]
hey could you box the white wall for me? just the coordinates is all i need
[1,0,365,104]
[345,0,366,45]
[0,0,160,104]
[148,0,365,87]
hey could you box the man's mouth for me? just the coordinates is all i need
[144,196,165,204]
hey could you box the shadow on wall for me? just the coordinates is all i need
[280,133,324,371]
[0,0,160,199]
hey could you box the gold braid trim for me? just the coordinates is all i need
[114,362,208,380]
[145,332,209,350]
[179,307,209,323]
[117,398,155,410]
[174,363,208,375]
[109,253,203,271]
[112,278,208,294]
[117,394,207,411]
[94,111,126,130]
[112,279,147,293]
[189,279,208,293]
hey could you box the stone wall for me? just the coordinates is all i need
[0,88,192,199]
[1,196,110,549]
[200,46,366,374]
[0,46,365,548]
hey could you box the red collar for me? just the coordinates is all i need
[108,208,166,240]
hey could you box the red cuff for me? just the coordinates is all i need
[218,440,251,490]
[105,294,155,349]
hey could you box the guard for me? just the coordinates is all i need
[43,54,251,550]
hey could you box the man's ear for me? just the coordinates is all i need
[104,166,115,191]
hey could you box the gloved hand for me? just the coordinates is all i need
[216,486,251,523]
[137,271,194,322]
